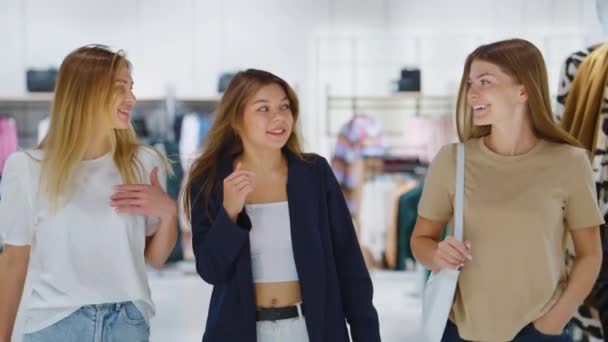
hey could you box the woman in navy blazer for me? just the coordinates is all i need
[182,69,380,342]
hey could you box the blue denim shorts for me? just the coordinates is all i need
[23,302,149,342]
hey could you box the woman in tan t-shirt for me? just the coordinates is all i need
[411,38,604,342]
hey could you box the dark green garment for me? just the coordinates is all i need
[396,183,447,280]
[396,184,423,270]
[149,140,184,263]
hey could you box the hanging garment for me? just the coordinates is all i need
[0,116,18,176]
[150,140,184,263]
[179,113,211,173]
[331,114,387,216]
[132,117,150,139]
[560,44,608,155]
[358,175,404,263]
[384,181,418,270]
[176,113,212,261]
[398,115,458,163]
[179,114,200,172]
[557,44,608,341]
[556,44,608,122]
[331,114,386,189]
[37,117,50,144]
[396,184,424,270]
[198,115,211,147]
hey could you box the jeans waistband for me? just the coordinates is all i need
[81,301,131,312]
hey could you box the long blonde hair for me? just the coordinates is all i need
[455,38,581,147]
[182,69,305,222]
[39,45,154,209]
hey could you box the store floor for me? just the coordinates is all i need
[149,262,425,341]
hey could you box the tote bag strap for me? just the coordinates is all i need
[454,143,465,241]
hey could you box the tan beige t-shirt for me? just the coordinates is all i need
[419,138,604,342]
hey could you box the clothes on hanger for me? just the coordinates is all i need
[37,117,50,144]
[384,181,419,270]
[396,184,423,270]
[179,113,212,173]
[559,44,608,154]
[331,114,387,218]
[358,157,428,270]
[132,117,150,139]
[556,43,608,342]
[175,112,212,261]
[556,44,608,122]
[358,175,409,265]
[397,115,457,163]
[148,140,184,263]
[0,116,18,177]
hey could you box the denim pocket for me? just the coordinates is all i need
[529,323,570,341]
[120,303,146,325]
[23,308,89,341]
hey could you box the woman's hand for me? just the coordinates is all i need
[531,227,602,337]
[222,163,255,221]
[532,312,568,336]
[111,167,177,221]
[432,236,472,270]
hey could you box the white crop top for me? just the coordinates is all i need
[245,201,299,283]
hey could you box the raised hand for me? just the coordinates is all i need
[110,167,177,220]
[222,162,255,221]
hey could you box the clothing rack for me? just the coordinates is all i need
[324,90,455,137]
[380,157,428,175]
[0,94,220,149]
[0,98,49,148]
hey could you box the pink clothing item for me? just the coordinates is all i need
[399,116,457,162]
[0,117,18,176]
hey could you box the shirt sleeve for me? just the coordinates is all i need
[418,143,456,222]
[564,148,604,230]
[140,147,169,236]
[0,152,35,246]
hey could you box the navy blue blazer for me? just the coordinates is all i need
[189,151,381,342]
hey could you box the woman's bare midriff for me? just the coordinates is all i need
[255,281,302,308]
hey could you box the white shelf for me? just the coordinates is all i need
[0,95,220,103]
[0,93,54,102]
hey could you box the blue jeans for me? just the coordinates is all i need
[23,302,149,342]
[442,320,571,342]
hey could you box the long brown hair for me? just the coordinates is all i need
[182,69,305,222]
[455,38,581,147]
[39,45,167,209]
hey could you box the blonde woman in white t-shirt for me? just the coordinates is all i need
[0,45,178,342]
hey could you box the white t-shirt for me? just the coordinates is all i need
[0,146,166,334]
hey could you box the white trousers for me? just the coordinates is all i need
[256,305,309,342]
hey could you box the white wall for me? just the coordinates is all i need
[315,0,605,98]
[0,0,604,154]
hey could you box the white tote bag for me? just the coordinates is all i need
[422,143,465,342]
